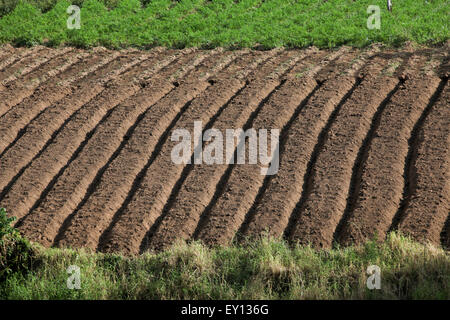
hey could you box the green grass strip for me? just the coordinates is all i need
[0,0,448,48]
[1,235,449,299]
[1,208,449,299]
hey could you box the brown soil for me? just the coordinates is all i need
[397,82,449,246]
[16,49,203,247]
[235,48,374,244]
[286,57,407,248]
[0,45,447,254]
[101,50,274,255]
[0,49,150,220]
[196,48,353,247]
[58,49,240,251]
[337,53,443,246]
[147,50,301,252]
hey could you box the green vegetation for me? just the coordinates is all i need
[0,0,120,17]
[0,208,36,282]
[0,208,448,299]
[0,0,448,49]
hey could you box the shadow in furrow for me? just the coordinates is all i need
[14,96,129,230]
[333,78,406,245]
[192,79,289,241]
[233,81,322,242]
[282,77,363,241]
[51,86,180,247]
[96,91,207,252]
[441,214,450,250]
[0,90,107,204]
[140,81,250,254]
[389,78,448,233]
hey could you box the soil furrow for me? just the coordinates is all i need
[0,45,18,64]
[287,56,412,249]
[0,46,446,253]
[55,50,243,250]
[194,49,352,247]
[0,49,86,117]
[236,50,376,243]
[1,49,177,222]
[0,46,28,72]
[0,47,75,116]
[147,51,301,251]
[100,50,275,255]
[16,49,210,247]
[0,49,124,153]
[337,73,443,247]
[0,47,72,86]
[0,46,45,82]
[395,81,449,246]
[443,215,450,249]
[0,52,117,172]
[193,52,334,248]
[0,49,167,199]
[0,48,75,104]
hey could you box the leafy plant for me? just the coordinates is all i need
[0,208,35,281]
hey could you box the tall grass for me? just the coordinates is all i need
[1,231,449,299]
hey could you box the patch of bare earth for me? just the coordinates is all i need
[0,45,447,253]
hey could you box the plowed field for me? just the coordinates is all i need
[0,44,448,254]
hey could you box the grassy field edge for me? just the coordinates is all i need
[1,209,449,300]
[0,0,448,49]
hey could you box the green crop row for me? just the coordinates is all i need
[0,0,448,51]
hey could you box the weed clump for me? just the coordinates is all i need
[0,208,36,281]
